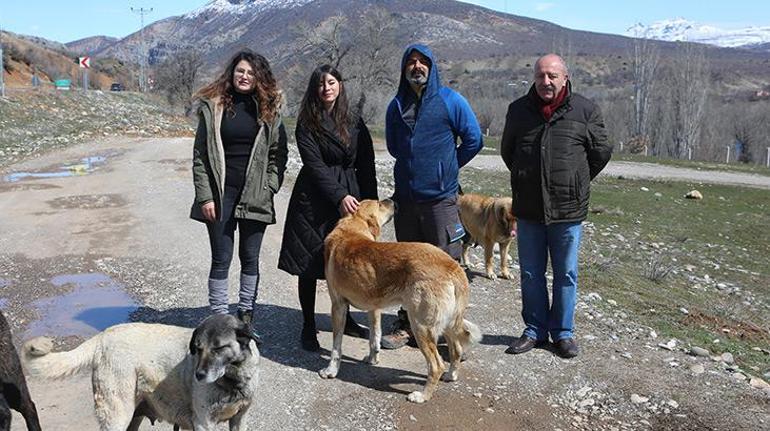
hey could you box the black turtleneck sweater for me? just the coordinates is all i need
[220,92,259,191]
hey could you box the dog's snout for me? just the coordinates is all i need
[384,197,398,213]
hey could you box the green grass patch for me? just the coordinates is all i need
[460,167,770,373]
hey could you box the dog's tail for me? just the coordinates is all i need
[448,266,483,349]
[23,335,100,379]
[459,319,483,349]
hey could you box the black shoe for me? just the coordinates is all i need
[301,326,320,352]
[554,338,579,358]
[504,336,546,354]
[343,314,369,339]
[236,309,263,346]
[381,313,413,350]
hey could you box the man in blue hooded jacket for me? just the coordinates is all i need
[381,44,483,349]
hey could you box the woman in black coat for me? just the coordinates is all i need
[278,65,378,351]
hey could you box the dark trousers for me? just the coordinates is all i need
[206,186,267,280]
[393,194,464,326]
[394,194,464,261]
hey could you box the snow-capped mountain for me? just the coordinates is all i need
[627,18,770,49]
[185,0,314,19]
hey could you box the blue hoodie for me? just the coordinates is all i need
[386,44,483,203]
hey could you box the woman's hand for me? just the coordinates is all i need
[339,195,360,216]
[201,201,217,222]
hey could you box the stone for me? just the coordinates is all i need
[685,190,703,199]
[658,339,677,351]
[576,386,592,398]
[649,330,658,339]
[630,394,649,404]
[750,377,770,390]
[721,352,735,364]
[640,187,650,192]
[690,346,710,357]
[690,364,705,375]
[667,400,679,409]
[679,307,689,315]
[579,398,595,408]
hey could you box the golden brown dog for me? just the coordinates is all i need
[320,199,482,403]
[458,193,517,280]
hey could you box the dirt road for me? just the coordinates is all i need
[2,138,768,430]
[467,155,770,190]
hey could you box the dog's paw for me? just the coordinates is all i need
[500,272,512,280]
[407,391,426,404]
[318,366,338,379]
[442,370,459,382]
[486,272,498,281]
[364,352,380,365]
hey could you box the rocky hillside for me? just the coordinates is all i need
[0,89,193,167]
[85,0,770,87]
[65,36,119,56]
[1,31,134,91]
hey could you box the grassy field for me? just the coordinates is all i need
[460,167,770,374]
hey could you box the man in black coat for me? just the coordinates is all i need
[500,54,612,358]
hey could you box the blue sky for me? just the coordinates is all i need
[1,0,768,43]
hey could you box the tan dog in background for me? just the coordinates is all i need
[458,193,517,280]
[320,199,482,404]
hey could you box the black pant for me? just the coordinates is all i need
[394,194,464,261]
[206,186,266,280]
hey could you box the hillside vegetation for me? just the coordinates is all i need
[0,88,192,167]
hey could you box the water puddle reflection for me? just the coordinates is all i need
[0,278,9,309]
[24,272,139,338]
[4,155,107,182]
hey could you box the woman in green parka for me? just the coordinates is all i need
[190,50,288,342]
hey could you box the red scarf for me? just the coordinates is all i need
[539,85,568,121]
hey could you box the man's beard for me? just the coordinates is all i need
[408,73,428,86]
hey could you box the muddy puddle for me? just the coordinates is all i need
[0,278,9,309]
[24,272,139,338]
[3,155,108,182]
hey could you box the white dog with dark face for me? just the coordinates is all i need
[23,314,259,431]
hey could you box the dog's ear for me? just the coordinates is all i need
[234,320,253,350]
[365,213,381,238]
[189,327,200,355]
[495,200,508,222]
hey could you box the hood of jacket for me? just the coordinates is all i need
[396,44,440,103]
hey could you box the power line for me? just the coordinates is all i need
[131,6,153,92]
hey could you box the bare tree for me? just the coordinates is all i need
[293,14,351,69]
[288,8,398,121]
[663,43,710,159]
[153,49,203,113]
[629,30,660,141]
[345,7,398,121]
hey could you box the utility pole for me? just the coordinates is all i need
[0,25,6,98]
[131,6,153,92]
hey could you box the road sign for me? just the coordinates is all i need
[54,79,71,90]
[79,57,91,68]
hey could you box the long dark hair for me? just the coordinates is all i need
[196,50,280,123]
[297,64,351,145]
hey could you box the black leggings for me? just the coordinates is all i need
[298,276,317,328]
[207,187,266,280]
